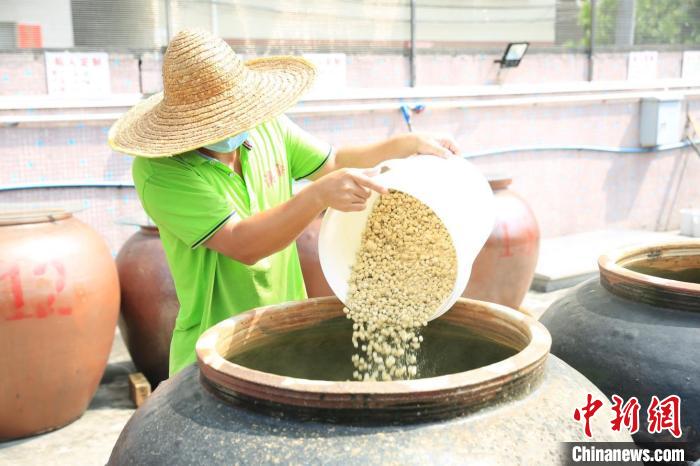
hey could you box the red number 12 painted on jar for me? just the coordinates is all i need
[1,260,71,320]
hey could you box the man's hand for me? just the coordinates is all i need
[412,133,460,158]
[312,168,388,212]
[205,168,386,264]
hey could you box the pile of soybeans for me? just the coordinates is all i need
[343,190,457,381]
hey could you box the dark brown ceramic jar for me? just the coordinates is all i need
[0,210,119,439]
[541,242,700,459]
[116,225,179,387]
[109,298,632,465]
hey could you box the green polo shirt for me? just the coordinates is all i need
[132,115,331,376]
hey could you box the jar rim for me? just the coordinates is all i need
[486,174,513,190]
[0,209,72,226]
[598,241,700,312]
[196,297,551,423]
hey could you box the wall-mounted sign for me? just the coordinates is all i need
[682,51,700,80]
[303,53,347,94]
[45,52,111,96]
[627,51,658,81]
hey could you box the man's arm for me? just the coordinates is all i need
[206,131,456,264]
[204,168,387,265]
[307,133,459,180]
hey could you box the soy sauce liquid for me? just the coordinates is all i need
[625,265,700,284]
[229,317,518,381]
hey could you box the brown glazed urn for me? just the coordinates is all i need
[541,242,700,460]
[296,213,333,297]
[463,176,540,309]
[0,209,120,439]
[109,298,632,465]
[116,225,179,387]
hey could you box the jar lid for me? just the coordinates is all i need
[0,208,72,226]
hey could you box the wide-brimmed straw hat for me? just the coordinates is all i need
[108,29,316,157]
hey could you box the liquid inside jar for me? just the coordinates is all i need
[229,316,518,382]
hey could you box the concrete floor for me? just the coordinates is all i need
[0,288,569,465]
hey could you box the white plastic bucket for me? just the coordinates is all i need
[318,155,495,321]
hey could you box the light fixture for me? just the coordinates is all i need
[494,42,529,68]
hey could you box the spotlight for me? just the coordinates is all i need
[494,42,529,68]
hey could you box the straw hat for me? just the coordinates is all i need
[108,29,316,157]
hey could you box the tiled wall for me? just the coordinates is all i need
[2,50,692,96]
[1,50,699,256]
[298,100,700,238]
[0,53,47,95]
[2,99,698,256]
[0,119,139,255]
[2,187,142,256]
[108,54,141,94]
[416,52,589,86]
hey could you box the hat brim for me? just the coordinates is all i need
[108,56,316,157]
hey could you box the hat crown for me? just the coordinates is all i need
[162,29,245,106]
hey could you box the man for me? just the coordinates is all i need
[109,29,458,376]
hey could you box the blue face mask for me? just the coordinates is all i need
[203,131,249,153]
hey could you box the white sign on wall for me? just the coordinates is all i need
[303,53,347,94]
[627,51,658,81]
[682,51,700,80]
[45,52,111,96]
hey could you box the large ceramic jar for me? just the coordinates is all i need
[463,176,540,309]
[116,224,179,387]
[109,297,631,465]
[0,209,120,439]
[296,213,333,297]
[540,242,699,459]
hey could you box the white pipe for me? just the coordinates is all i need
[3,139,698,193]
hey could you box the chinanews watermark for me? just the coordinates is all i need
[562,442,688,465]
[573,393,682,439]
[561,393,694,465]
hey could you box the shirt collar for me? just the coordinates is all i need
[195,149,218,163]
[175,150,209,166]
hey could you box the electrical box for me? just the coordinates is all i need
[639,94,683,147]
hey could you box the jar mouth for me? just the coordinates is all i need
[486,175,512,191]
[598,241,700,312]
[139,225,160,235]
[0,209,72,226]
[196,297,550,423]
